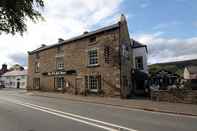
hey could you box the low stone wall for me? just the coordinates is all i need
[151,89,197,104]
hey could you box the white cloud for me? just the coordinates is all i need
[0,0,123,67]
[152,21,182,30]
[139,0,150,8]
[134,32,197,64]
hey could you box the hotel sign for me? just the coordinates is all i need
[42,71,66,76]
[42,70,76,76]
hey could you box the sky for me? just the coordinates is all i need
[0,0,197,67]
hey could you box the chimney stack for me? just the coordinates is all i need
[58,38,64,43]
[41,44,46,47]
[83,31,89,34]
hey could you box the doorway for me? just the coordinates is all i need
[17,81,20,88]
[76,77,84,95]
[33,78,40,90]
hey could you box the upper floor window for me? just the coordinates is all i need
[104,46,112,64]
[57,45,64,53]
[88,48,98,66]
[122,44,129,58]
[135,56,143,70]
[56,57,64,70]
[35,61,40,73]
[36,53,40,59]
[89,36,96,43]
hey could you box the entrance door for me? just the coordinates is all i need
[55,77,64,90]
[17,81,20,88]
[33,78,40,90]
[76,78,84,95]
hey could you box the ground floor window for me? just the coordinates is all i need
[55,77,64,89]
[33,78,40,89]
[85,75,101,92]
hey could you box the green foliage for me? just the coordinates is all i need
[149,59,197,77]
[0,0,44,35]
[149,64,184,76]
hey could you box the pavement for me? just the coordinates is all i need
[27,90,197,116]
[0,88,197,131]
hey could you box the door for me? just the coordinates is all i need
[76,77,84,95]
[33,78,40,90]
[17,81,20,88]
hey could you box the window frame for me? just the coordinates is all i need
[87,48,99,67]
[35,61,40,73]
[33,78,40,89]
[135,56,144,70]
[57,45,64,53]
[89,36,96,43]
[86,75,101,93]
[56,57,64,70]
[55,77,64,89]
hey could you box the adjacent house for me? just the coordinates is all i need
[1,69,27,89]
[131,39,149,95]
[184,66,197,90]
[184,66,197,80]
[132,39,148,73]
[27,15,134,98]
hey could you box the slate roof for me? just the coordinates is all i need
[2,70,27,77]
[187,66,197,74]
[29,23,120,54]
[131,39,148,52]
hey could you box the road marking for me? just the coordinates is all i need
[3,99,138,131]
[1,93,197,119]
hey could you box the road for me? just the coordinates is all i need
[0,89,196,131]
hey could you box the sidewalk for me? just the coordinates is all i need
[26,91,197,116]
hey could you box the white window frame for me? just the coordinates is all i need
[56,77,64,89]
[87,48,99,66]
[56,57,64,70]
[86,75,100,92]
[35,61,40,73]
[135,56,144,70]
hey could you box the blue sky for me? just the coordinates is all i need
[123,0,197,38]
[0,0,196,67]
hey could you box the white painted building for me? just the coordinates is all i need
[1,70,27,89]
[132,39,148,73]
[184,66,197,80]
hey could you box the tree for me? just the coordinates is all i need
[0,0,44,35]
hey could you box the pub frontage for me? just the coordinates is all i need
[27,15,134,98]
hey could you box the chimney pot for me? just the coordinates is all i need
[83,31,89,34]
[58,38,64,43]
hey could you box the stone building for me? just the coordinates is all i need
[27,15,133,98]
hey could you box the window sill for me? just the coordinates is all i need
[56,68,65,71]
[89,89,98,93]
[87,64,100,68]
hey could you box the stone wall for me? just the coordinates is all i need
[27,28,122,97]
[151,89,197,104]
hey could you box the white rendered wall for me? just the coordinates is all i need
[1,75,27,89]
[133,47,148,73]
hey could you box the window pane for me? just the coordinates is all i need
[88,49,98,65]
[56,58,64,70]
[56,77,64,89]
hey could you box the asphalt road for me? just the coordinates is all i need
[0,89,196,131]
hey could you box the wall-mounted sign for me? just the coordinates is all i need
[42,70,76,76]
